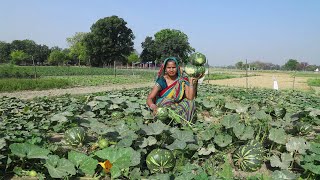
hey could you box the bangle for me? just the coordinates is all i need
[150,104,157,110]
[189,84,194,88]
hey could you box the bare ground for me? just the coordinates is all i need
[208,72,315,91]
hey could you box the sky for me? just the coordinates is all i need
[1,0,319,66]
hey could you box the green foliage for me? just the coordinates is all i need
[1,84,320,179]
[0,41,11,63]
[283,59,299,70]
[48,50,67,65]
[127,52,140,64]
[307,78,320,87]
[84,15,134,67]
[10,50,30,65]
[0,78,71,92]
[66,32,89,66]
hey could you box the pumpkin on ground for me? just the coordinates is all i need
[64,127,86,147]
[146,149,176,173]
[232,143,264,172]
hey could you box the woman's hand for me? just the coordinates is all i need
[188,77,198,85]
[150,104,158,116]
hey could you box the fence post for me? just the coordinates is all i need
[246,59,248,90]
[114,60,116,77]
[32,56,37,79]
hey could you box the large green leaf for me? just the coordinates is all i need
[141,121,169,135]
[270,153,293,169]
[170,129,195,142]
[68,151,98,176]
[268,128,287,145]
[221,114,239,129]
[166,139,187,150]
[214,134,232,147]
[45,155,76,178]
[233,123,254,140]
[9,143,50,159]
[271,170,297,180]
[286,137,310,154]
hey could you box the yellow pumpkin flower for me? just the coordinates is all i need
[98,160,113,173]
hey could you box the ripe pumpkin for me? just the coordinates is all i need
[233,144,264,172]
[146,149,175,173]
[64,127,86,147]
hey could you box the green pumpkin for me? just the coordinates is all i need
[272,106,286,118]
[233,144,264,172]
[111,111,125,119]
[184,63,206,78]
[146,149,176,173]
[295,122,312,135]
[64,127,86,147]
[189,52,207,66]
[155,107,169,123]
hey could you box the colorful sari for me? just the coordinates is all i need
[154,57,196,122]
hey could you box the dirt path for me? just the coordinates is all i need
[208,72,314,91]
[0,82,154,100]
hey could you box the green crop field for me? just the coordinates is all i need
[1,84,320,179]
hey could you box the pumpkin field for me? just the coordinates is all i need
[1,82,320,180]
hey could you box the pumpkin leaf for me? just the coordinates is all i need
[68,151,98,176]
[270,153,293,169]
[198,144,215,155]
[271,170,297,180]
[141,121,169,135]
[286,137,310,154]
[170,129,195,143]
[269,128,287,145]
[45,155,76,178]
[214,134,232,147]
[9,143,50,159]
[166,139,187,150]
[233,123,254,140]
[221,114,239,129]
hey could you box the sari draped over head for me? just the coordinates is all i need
[154,57,195,122]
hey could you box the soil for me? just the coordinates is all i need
[207,72,315,91]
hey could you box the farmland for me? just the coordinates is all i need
[0,66,320,179]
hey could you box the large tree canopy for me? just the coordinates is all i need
[84,16,135,67]
[140,36,157,63]
[283,59,299,70]
[154,29,194,64]
[66,32,88,66]
[0,41,11,63]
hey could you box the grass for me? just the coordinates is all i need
[307,78,320,87]
[0,75,154,92]
[0,78,71,92]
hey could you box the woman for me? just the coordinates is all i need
[146,57,199,122]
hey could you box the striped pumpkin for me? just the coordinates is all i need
[146,149,175,173]
[233,144,264,172]
[64,127,86,147]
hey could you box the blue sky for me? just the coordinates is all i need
[1,0,319,66]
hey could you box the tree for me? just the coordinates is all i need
[140,36,157,63]
[127,52,140,65]
[283,59,299,70]
[83,16,135,67]
[0,41,11,63]
[10,50,30,65]
[153,29,194,64]
[298,62,309,71]
[235,61,244,69]
[66,32,88,66]
[48,50,67,66]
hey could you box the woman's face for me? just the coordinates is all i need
[165,61,177,77]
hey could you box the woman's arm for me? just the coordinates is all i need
[185,77,198,100]
[147,85,160,114]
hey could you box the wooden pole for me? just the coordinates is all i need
[114,60,116,77]
[246,59,248,90]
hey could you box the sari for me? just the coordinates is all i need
[154,57,196,122]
